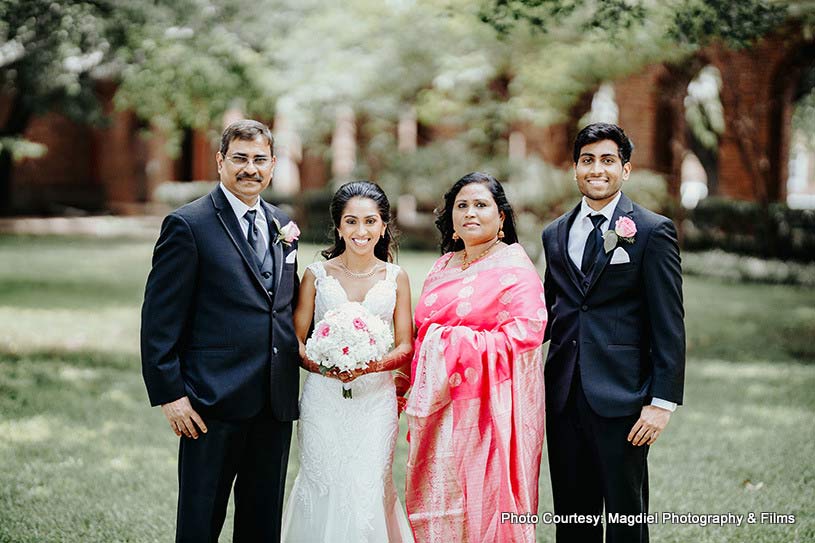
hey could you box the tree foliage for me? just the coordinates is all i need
[684,65,724,151]
[1,0,812,214]
[113,0,272,151]
[0,0,144,211]
[668,0,788,48]
[479,0,790,47]
[792,64,815,151]
[478,0,647,35]
[0,0,284,207]
[0,0,121,123]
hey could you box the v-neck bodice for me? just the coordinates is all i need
[308,260,399,325]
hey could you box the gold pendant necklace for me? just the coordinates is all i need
[461,238,501,270]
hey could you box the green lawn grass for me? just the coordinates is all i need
[0,235,813,542]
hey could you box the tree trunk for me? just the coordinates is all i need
[0,149,13,215]
[687,129,719,195]
[723,83,774,257]
[0,92,33,215]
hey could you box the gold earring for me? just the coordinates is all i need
[452,231,460,241]
[498,229,505,239]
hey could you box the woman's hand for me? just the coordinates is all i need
[300,343,342,379]
[322,367,342,380]
[337,367,367,383]
[298,342,318,373]
[338,360,383,382]
[396,395,407,415]
[312,363,344,380]
[394,370,411,397]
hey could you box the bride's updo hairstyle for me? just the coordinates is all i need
[322,181,396,263]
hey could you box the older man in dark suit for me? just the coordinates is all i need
[141,119,300,542]
[541,123,685,543]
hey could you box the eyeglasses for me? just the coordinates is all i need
[226,155,273,169]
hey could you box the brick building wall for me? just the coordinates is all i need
[3,27,812,213]
[11,112,100,212]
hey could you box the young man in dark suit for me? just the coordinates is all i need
[541,123,685,543]
[141,119,300,542]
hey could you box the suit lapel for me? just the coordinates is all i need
[584,192,634,295]
[559,202,584,294]
[210,187,271,302]
[262,200,284,291]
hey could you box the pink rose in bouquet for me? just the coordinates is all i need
[305,302,393,398]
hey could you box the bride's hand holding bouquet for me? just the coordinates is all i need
[305,301,393,398]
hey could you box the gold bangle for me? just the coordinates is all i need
[393,370,410,381]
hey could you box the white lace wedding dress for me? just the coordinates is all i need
[282,261,414,543]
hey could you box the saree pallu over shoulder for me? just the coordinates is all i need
[405,244,547,543]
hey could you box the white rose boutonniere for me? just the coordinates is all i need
[603,216,637,253]
[273,218,300,247]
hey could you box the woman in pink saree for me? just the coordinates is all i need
[405,172,547,542]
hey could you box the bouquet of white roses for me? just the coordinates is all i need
[305,302,393,398]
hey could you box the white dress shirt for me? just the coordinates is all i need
[567,191,676,413]
[567,192,621,270]
[219,183,269,248]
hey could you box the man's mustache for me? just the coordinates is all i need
[237,174,262,182]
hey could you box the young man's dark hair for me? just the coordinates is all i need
[572,122,634,164]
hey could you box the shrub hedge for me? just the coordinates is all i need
[684,197,815,263]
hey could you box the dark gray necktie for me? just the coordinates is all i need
[581,215,606,275]
[244,209,267,266]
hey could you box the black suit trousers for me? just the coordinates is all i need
[546,372,649,543]
[176,407,292,543]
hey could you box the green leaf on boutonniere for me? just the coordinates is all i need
[603,230,619,253]
[271,217,288,246]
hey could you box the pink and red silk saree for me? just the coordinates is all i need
[405,243,547,542]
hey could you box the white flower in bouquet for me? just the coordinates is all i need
[305,302,393,398]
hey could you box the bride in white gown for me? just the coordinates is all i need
[282,182,414,543]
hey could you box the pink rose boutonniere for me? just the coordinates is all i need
[603,216,637,253]
[273,219,300,247]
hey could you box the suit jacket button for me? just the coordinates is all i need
[268,289,274,296]
[262,271,272,279]
[273,347,278,355]
[581,304,588,311]
[572,340,577,346]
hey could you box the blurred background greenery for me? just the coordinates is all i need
[2,1,815,542]
[1,0,815,261]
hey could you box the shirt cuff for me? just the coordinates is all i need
[650,398,677,412]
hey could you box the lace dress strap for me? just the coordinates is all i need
[385,262,400,282]
[307,261,327,280]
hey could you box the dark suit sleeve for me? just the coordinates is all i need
[140,214,198,406]
[642,219,685,404]
[542,229,556,344]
